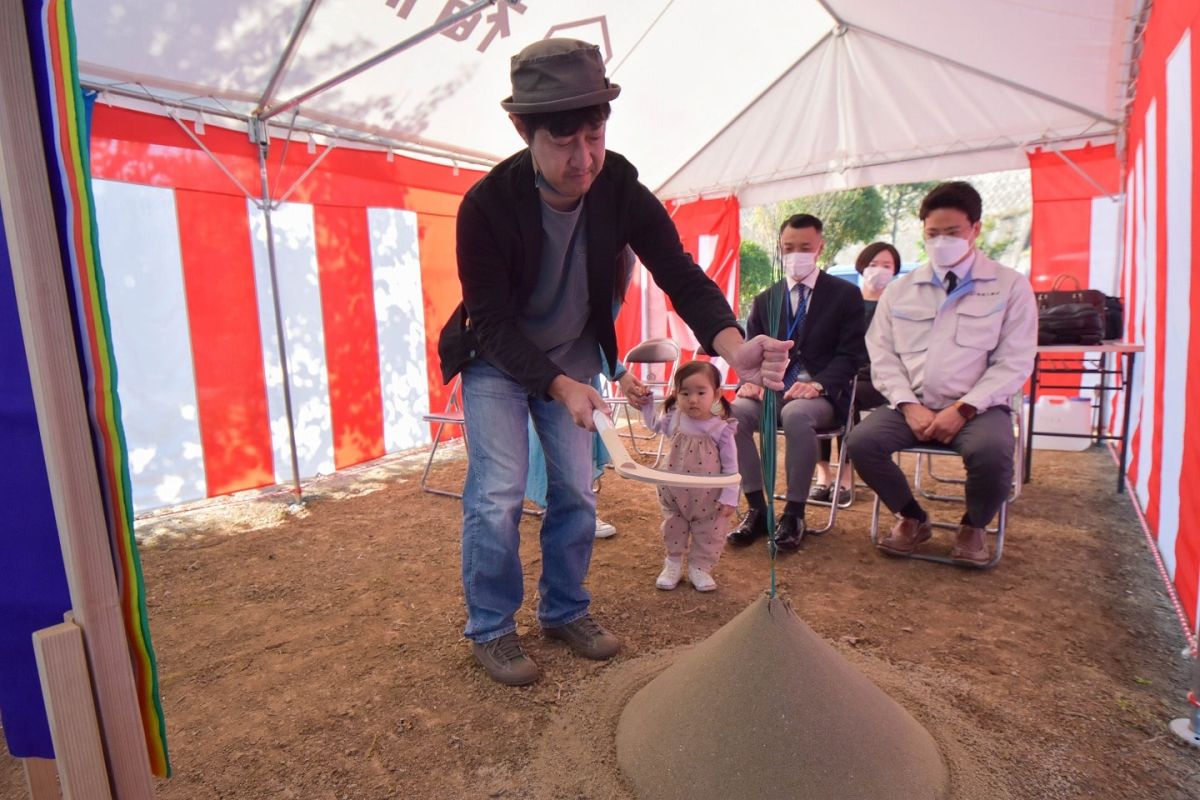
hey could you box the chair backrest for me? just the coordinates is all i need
[622,337,680,387]
[624,337,680,364]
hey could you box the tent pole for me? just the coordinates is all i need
[255,0,323,114]
[1048,146,1121,201]
[261,0,499,122]
[252,117,305,504]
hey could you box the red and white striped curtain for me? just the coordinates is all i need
[1112,0,1200,631]
[616,195,740,384]
[89,106,481,511]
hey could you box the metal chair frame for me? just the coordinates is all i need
[419,375,543,517]
[868,395,1023,569]
[912,392,1025,506]
[611,337,680,466]
[772,377,858,535]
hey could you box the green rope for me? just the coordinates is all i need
[758,253,786,597]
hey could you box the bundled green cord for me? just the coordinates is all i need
[758,252,786,597]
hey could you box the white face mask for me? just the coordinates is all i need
[861,266,893,293]
[925,235,971,268]
[782,251,818,281]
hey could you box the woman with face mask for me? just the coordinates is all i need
[811,242,902,504]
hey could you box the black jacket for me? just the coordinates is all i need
[437,149,740,396]
[744,272,868,420]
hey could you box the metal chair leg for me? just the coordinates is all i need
[869,452,1007,569]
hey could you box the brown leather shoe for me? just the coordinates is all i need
[951,525,990,567]
[878,516,933,556]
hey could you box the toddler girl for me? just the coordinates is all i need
[640,361,739,591]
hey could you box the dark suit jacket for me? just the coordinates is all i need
[438,149,740,396]
[744,272,867,420]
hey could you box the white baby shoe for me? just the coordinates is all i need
[687,566,717,592]
[656,557,684,590]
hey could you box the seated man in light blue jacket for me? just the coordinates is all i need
[845,181,1037,567]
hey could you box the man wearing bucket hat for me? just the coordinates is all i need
[438,38,791,686]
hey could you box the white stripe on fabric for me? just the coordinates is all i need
[366,208,430,453]
[248,201,335,483]
[1127,148,1146,490]
[1116,174,1135,440]
[1079,196,1122,405]
[92,180,206,511]
[1136,103,1158,513]
[1159,34,1192,579]
[1089,197,1121,296]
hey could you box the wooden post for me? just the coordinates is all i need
[0,7,155,799]
[22,758,62,800]
[33,621,113,800]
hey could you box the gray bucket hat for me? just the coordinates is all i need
[500,38,621,114]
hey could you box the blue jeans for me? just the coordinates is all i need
[460,360,596,643]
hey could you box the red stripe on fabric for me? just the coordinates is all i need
[314,206,385,469]
[89,105,482,205]
[1146,84,1171,533]
[174,190,275,495]
[419,213,463,430]
[1173,13,1200,630]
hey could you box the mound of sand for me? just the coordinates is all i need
[616,594,949,800]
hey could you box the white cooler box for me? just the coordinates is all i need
[1024,396,1093,451]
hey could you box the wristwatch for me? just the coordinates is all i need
[953,401,978,421]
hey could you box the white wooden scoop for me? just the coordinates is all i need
[593,410,741,489]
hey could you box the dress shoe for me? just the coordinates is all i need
[878,515,932,556]
[833,486,853,506]
[951,525,990,567]
[727,508,768,547]
[808,484,832,502]
[774,512,805,552]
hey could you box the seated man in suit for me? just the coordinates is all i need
[845,181,1037,566]
[728,214,867,551]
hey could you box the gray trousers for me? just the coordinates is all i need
[732,396,836,503]
[845,406,1014,527]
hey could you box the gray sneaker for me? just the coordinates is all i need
[471,632,539,686]
[543,614,621,660]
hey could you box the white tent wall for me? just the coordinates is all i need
[75,1,1137,200]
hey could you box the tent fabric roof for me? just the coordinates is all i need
[75,1,1138,203]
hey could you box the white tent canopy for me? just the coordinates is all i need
[76,0,1139,202]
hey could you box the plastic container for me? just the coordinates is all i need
[1027,396,1093,451]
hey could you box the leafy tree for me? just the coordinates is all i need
[747,187,886,268]
[738,240,773,316]
[879,181,937,242]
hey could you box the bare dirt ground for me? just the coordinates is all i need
[3,442,1200,799]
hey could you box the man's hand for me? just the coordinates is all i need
[736,383,764,401]
[717,331,792,390]
[617,371,651,409]
[549,375,609,430]
[783,381,822,402]
[899,402,937,441]
[921,406,967,444]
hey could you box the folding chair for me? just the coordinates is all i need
[772,376,858,535]
[612,337,680,466]
[912,390,1025,505]
[868,395,1023,569]
[419,376,546,517]
[420,375,466,500]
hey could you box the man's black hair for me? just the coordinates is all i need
[778,213,824,236]
[919,181,983,224]
[515,103,611,138]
